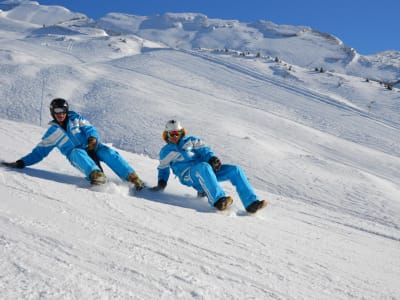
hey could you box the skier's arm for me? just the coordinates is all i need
[150,148,172,191]
[4,144,53,168]
[17,127,58,167]
[76,114,99,144]
[189,137,222,172]
[150,166,170,191]
[190,136,220,167]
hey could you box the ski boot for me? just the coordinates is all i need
[245,200,267,214]
[90,170,106,185]
[214,196,233,211]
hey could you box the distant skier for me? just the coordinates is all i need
[150,119,267,213]
[2,98,145,189]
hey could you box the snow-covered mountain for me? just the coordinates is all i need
[1,1,399,299]
[96,12,400,83]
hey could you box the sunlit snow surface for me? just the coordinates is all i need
[0,1,399,299]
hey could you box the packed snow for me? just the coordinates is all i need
[0,1,399,299]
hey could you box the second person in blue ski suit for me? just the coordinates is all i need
[3,98,144,189]
[151,120,267,213]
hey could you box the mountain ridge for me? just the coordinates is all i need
[1,0,399,83]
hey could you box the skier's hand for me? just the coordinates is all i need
[2,159,25,169]
[87,137,97,151]
[208,156,222,172]
[149,180,167,192]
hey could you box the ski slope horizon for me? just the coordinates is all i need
[1,1,400,299]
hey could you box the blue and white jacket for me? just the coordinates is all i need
[157,135,216,184]
[21,111,99,166]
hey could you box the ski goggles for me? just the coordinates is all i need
[167,130,182,138]
[53,107,67,114]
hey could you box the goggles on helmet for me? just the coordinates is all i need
[167,130,182,138]
[53,107,67,114]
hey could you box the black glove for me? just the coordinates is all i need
[2,159,25,169]
[87,137,97,151]
[208,156,222,172]
[150,179,167,192]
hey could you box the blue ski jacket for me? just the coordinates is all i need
[157,135,216,184]
[21,111,99,166]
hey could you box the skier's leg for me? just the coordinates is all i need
[189,162,226,206]
[216,164,258,208]
[87,149,103,171]
[68,148,102,181]
[95,144,134,180]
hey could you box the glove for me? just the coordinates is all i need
[150,179,167,192]
[208,156,222,172]
[2,159,25,169]
[87,137,97,151]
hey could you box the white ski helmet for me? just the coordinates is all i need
[163,119,186,141]
[164,119,183,132]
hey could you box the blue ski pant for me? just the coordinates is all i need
[181,162,258,208]
[68,143,134,182]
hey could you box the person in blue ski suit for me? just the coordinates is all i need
[3,98,144,189]
[150,120,267,213]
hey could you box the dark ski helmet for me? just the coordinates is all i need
[50,98,68,117]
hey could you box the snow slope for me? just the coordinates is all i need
[1,118,399,299]
[0,1,400,299]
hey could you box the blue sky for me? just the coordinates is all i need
[37,0,399,55]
